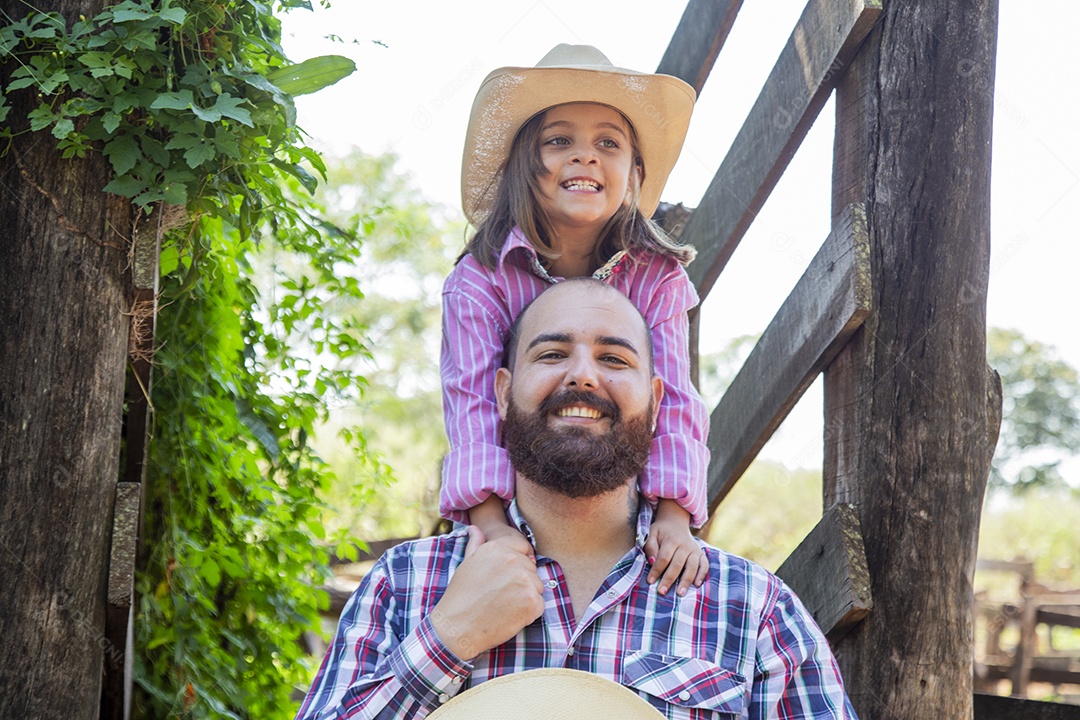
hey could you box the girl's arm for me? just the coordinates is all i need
[636,262,712,595]
[439,277,518,534]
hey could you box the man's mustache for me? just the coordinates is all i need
[538,389,620,422]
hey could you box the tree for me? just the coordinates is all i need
[0,2,359,716]
[987,327,1080,492]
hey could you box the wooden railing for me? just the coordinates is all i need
[655,0,881,644]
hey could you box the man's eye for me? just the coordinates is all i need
[538,351,565,360]
[601,355,629,366]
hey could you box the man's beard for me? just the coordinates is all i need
[502,388,654,498]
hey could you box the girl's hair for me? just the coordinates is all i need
[461,106,696,271]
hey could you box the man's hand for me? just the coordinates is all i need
[430,526,546,660]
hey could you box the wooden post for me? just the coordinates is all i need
[824,1,1000,717]
[0,1,134,717]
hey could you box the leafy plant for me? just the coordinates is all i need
[0,0,351,226]
[2,1,382,717]
[135,181,388,719]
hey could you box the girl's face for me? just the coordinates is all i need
[534,103,637,247]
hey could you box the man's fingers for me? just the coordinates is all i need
[464,525,487,558]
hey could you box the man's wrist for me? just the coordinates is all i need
[429,605,481,661]
[388,615,473,710]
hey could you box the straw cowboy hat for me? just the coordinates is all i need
[460,44,696,226]
[427,668,665,719]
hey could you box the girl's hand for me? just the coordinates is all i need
[645,499,708,596]
[469,494,533,560]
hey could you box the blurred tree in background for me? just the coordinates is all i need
[987,327,1080,493]
[268,150,460,539]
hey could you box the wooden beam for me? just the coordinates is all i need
[102,482,140,720]
[682,0,881,298]
[656,0,743,95]
[775,503,872,641]
[822,0,999,715]
[974,693,1080,720]
[704,204,870,510]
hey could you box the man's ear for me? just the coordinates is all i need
[495,367,513,421]
[650,376,663,428]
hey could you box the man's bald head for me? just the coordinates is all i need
[503,279,654,374]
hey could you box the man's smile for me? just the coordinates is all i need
[556,404,604,419]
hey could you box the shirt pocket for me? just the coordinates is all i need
[623,650,747,716]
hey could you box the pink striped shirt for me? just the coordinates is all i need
[440,228,709,526]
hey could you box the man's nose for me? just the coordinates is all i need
[563,354,598,389]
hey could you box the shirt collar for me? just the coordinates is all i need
[498,227,632,283]
[506,495,654,554]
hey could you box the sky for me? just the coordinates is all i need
[280,1,1080,480]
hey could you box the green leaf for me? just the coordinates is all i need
[103,174,145,198]
[50,118,74,139]
[183,142,216,169]
[111,2,152,23]
[103,135,141,175]
[201,559,221,586]
[212,93,253,127]
[271,159,317,194]
[150,89,194,111]
[190,104,222,123]
[102,111,121,134]
[235,398,280,461]
[159,6,187,24]
[158,244,179,277]
[161,182,188,205]
[265,55,355,97]
[27,104,54,132]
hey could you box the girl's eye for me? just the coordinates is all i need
[544,136,570,146]
[599,138,620,149]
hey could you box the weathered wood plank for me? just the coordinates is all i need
[775,503,872,641]
[656,0,743,95]
[107,483,141,609]
[101,483,140,720]
[974,693,1080,720]
[682,0,882,298]
[705,204,870,510]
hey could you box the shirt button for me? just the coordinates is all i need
[451,676,462,685]
[678,690,691,701]
[439,693,450,704]
[605,589,616,598]
[567,647,575,656]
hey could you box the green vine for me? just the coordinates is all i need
[3,2,379,717]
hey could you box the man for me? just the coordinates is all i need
[295,279,857,719]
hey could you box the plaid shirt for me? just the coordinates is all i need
[439,228,710,526]
[295,502,858,720]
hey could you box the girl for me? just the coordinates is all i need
[441,44,710,596]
